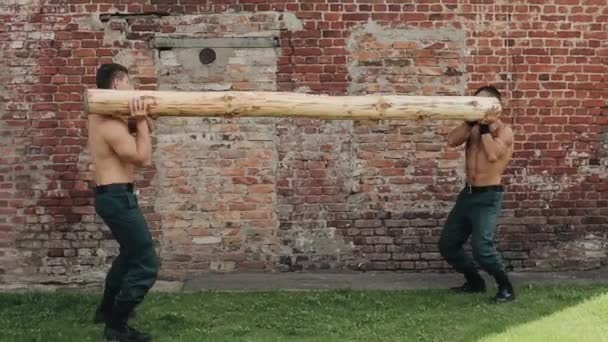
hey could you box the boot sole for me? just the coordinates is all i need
[450,289,486,293]
[495,296,516,304]
[449,286,487,293]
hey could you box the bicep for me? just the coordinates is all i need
[500,127,514,146]
[495,128,514,150]
[447,123,470,147]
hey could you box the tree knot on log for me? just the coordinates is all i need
[222,94,236,116]
[222,95,235,107]
[374,98,392,118]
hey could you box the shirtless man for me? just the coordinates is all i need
[439,86,515,303]
[89,63,157,341]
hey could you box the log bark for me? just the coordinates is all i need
[85,89,501,121]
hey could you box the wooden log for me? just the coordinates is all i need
[85,89,501,121]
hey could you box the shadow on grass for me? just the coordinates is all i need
[0,284,606,342]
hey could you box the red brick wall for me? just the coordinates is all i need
[0,0,606,282]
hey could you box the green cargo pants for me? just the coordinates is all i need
[439,186,505,275]
[94,184,158,308]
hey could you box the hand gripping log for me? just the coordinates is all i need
[85,89,501,121]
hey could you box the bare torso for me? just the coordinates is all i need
[88,115,134,185]
[465,125,512,186]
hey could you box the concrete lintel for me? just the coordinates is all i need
[152,35,279,49]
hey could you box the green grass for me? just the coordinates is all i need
[0,285,607,342]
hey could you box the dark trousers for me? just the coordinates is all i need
[439,186,505,275]
[95,184,158,309]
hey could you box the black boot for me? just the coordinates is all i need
[94,288,116,324]
[104,302,151,342]
[450,271,486,293]
[94,289,136,324]
[95,304,136,324]
[493,271,515,303]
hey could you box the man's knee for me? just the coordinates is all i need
[439,235,457,259]
[148,255,159,282]
[127,241,158,282]
[141,245,159,282]
[439,241,449,258]
[472,241,500,270]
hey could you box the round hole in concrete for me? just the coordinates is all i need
[199,48,216,65]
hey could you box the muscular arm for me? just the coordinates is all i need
[102,118,152,167]
[481,126,513,162]
[446,122,473,147]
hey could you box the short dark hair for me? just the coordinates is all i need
[474,86,501,100]
[96,63,128,89]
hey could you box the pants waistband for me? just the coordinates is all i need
[95,183,134,194]
[464,184,504,193]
